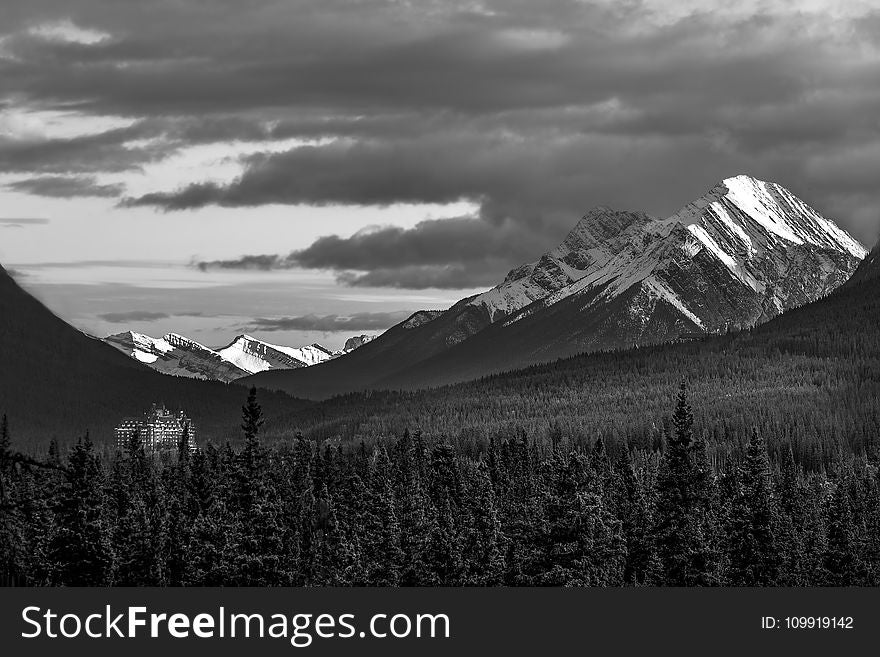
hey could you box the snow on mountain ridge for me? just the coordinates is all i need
[471,208,658,322]
[468,174,866,335]
[164,332,214,354]
[124,331,174,363]
[217,334,335,373]
[217,336,280,373]
[105,329,376,381]
[674,175,866,258]
[104,330,249,382]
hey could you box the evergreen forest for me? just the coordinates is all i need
[2,383,879,587]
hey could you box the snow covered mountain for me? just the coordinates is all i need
[217,335,335,373]
[465,174,866,337]
[245,174,868,399]
[104,331,251,382]
[104,331,374,382]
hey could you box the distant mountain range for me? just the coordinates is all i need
[247,174,867,399]
[0,264,308,449]
[102,331,376,382]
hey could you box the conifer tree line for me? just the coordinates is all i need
[2,384,879,587]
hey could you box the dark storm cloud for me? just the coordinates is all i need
[7,175,124,198]
[248,311,414,332]
[196,254,284,272]
[0,123,162,174]
[3,0,880,287]
[291,219,536,272]
[0,116,287,179]
[196,217,538,288]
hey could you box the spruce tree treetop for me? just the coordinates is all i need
[241,386,264,443]
[672,381,693,449]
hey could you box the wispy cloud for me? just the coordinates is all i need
[97,310,169,323]
[7,175,124,198]
[16,259,168,268]
[28,19,111,46]
[0,217,49,228]
[247,311,414,332]
[97,309,207,323]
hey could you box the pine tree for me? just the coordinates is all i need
[13,462,58,585]
[109,431,167,585]
[824,468,864,585]
[536,452,625,586]
[164,427,196,585]
[425,497,463,585]
[653,382,715,585]
[394,433,433,585]
[241,386,265,477]
[0,413,22,585]
[51,435,111,585]
[468,463,506,585]
[366,448,404,585]
[728,430,778,585]
[287,433,316,585]
[613,451,655,585]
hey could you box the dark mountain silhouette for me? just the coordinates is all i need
[0,264,308,450]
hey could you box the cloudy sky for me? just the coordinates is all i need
[1,0,879,349]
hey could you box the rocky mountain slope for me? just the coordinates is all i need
[247,175,866,399]
[844,236,880,287]
[104,331,251,382]
[343,334,376,352]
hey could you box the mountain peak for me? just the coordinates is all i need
[459,173,866,336]
[670,174,866,259]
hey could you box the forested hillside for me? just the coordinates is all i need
[264,268,880,468]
